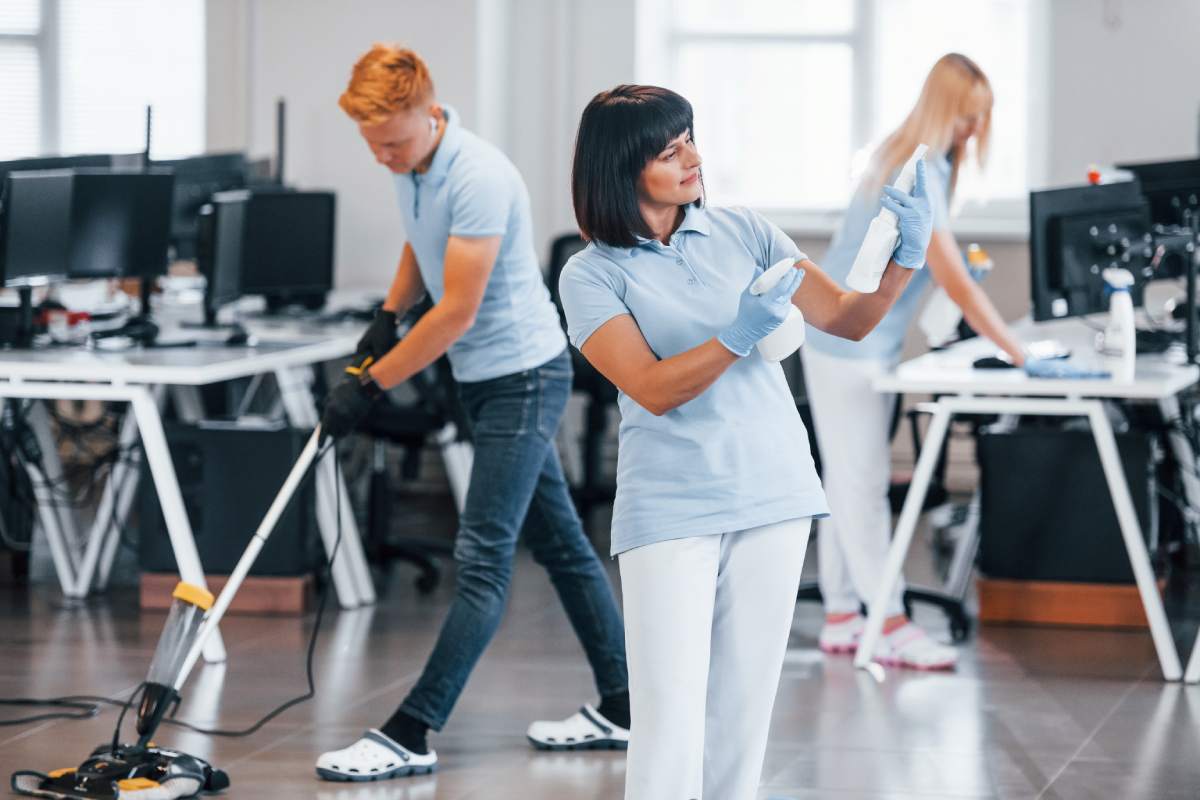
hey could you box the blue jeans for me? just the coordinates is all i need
[396,349,628,730]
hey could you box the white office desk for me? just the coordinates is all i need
[0,325,376,664]
[853,317,1200,682]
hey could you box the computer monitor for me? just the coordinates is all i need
[1115,158,1200,228]
[152,153,248,260]
[64,169,176,279]
[0,154,112,188]
[0,171,74,288]
[203,188,335,317]
[1030,182,1152,322]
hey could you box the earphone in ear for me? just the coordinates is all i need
[429,117,438,135]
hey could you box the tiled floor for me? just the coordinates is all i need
[4,505,1200,799]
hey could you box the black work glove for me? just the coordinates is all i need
[356,308,399,360]
[320,374,379,440]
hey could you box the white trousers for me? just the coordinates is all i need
[802,347,906,617]
[619,518,811,800]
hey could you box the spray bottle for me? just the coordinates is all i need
[750,256,806,361]
[846,144,930,293]
[1102,267,1136,382]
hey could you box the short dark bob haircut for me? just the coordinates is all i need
[572,85,704,248]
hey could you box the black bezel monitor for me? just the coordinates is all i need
[0,171,74,288]
[1030,182,1151,322]
[64,168,176,279]
[1115,158,1200,228]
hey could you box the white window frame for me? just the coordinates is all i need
[0,0,60,157]
[637,0,1050,240]
[5,0,208,161]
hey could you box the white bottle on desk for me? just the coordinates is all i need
[846,143,930,293]
[1102,267,1136,382]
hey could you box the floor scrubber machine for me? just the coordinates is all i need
[12,426,332,800]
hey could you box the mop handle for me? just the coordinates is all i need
[173,426,327,691]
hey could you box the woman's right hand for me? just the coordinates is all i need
[717,264,804,357]
[881,158,933,269]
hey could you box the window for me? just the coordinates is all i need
[0,1,43,160]
[637,0,1041,232]
[0,0,205,161]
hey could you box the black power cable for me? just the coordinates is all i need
[0,436,345,736]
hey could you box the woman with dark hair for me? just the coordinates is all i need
[559,84,933,799]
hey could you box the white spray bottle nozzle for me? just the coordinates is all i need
[1102,267,1134,291]
[748,257,807,361]
[751,257,801,295]
[893,143,929,193]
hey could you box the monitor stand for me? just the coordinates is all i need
[91,279,194,348]
[2,287,37,349]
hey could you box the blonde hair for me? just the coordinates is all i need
[862,53,993,198]
[338,44,435,125]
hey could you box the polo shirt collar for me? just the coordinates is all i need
[631,203,711,251]
[422,105,463,181]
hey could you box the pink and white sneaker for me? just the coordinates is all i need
[875,622,958,670]
[818,615,864,654]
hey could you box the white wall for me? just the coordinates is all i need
[207,0,492,289]
[1046,0,1200,186]
[208,0,1200,313]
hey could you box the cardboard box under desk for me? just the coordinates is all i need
[140,572,314,615]
[977,576,1166,629]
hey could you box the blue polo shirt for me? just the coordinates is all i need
[559,204,829,556]
[392,105,566,382]
[806,152,952,361]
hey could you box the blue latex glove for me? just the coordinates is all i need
[880,158,933,269]
[1024,357,1111,380]
[717,264,805,357]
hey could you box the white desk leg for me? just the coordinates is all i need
[855,405,952,670]
[436,423,473,514]
[23,401,83,597]
[1087,404,1183,681]
[129,387,226,664]
[1186,629,1200,682]
[273,366,374,608]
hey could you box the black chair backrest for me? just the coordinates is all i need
[546,233,588,324]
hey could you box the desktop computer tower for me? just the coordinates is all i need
[977,429,1156,583]
[137,421,319,576]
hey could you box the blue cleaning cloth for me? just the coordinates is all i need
[1024,357,1112,380]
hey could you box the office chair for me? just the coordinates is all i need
[545,233,619,525]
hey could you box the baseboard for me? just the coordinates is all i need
[977,576,1164,629]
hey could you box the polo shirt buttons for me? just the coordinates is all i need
[675,258,685,265]
[687,278,697,285]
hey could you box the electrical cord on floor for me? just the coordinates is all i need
[0,435,345,735]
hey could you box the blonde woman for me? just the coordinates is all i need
[803,53,1026,670]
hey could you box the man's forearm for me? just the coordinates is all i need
[383,245,426,314]
[367,303,471,389]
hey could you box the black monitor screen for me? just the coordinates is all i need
[153,153,247,259]
[0,154,112,188]
[239,191,335,297]
[207,190,250,313]
[66,169,175,279]
[1115,158,1200,228]
[0,171,74,287]
[1030,182,1152,322]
